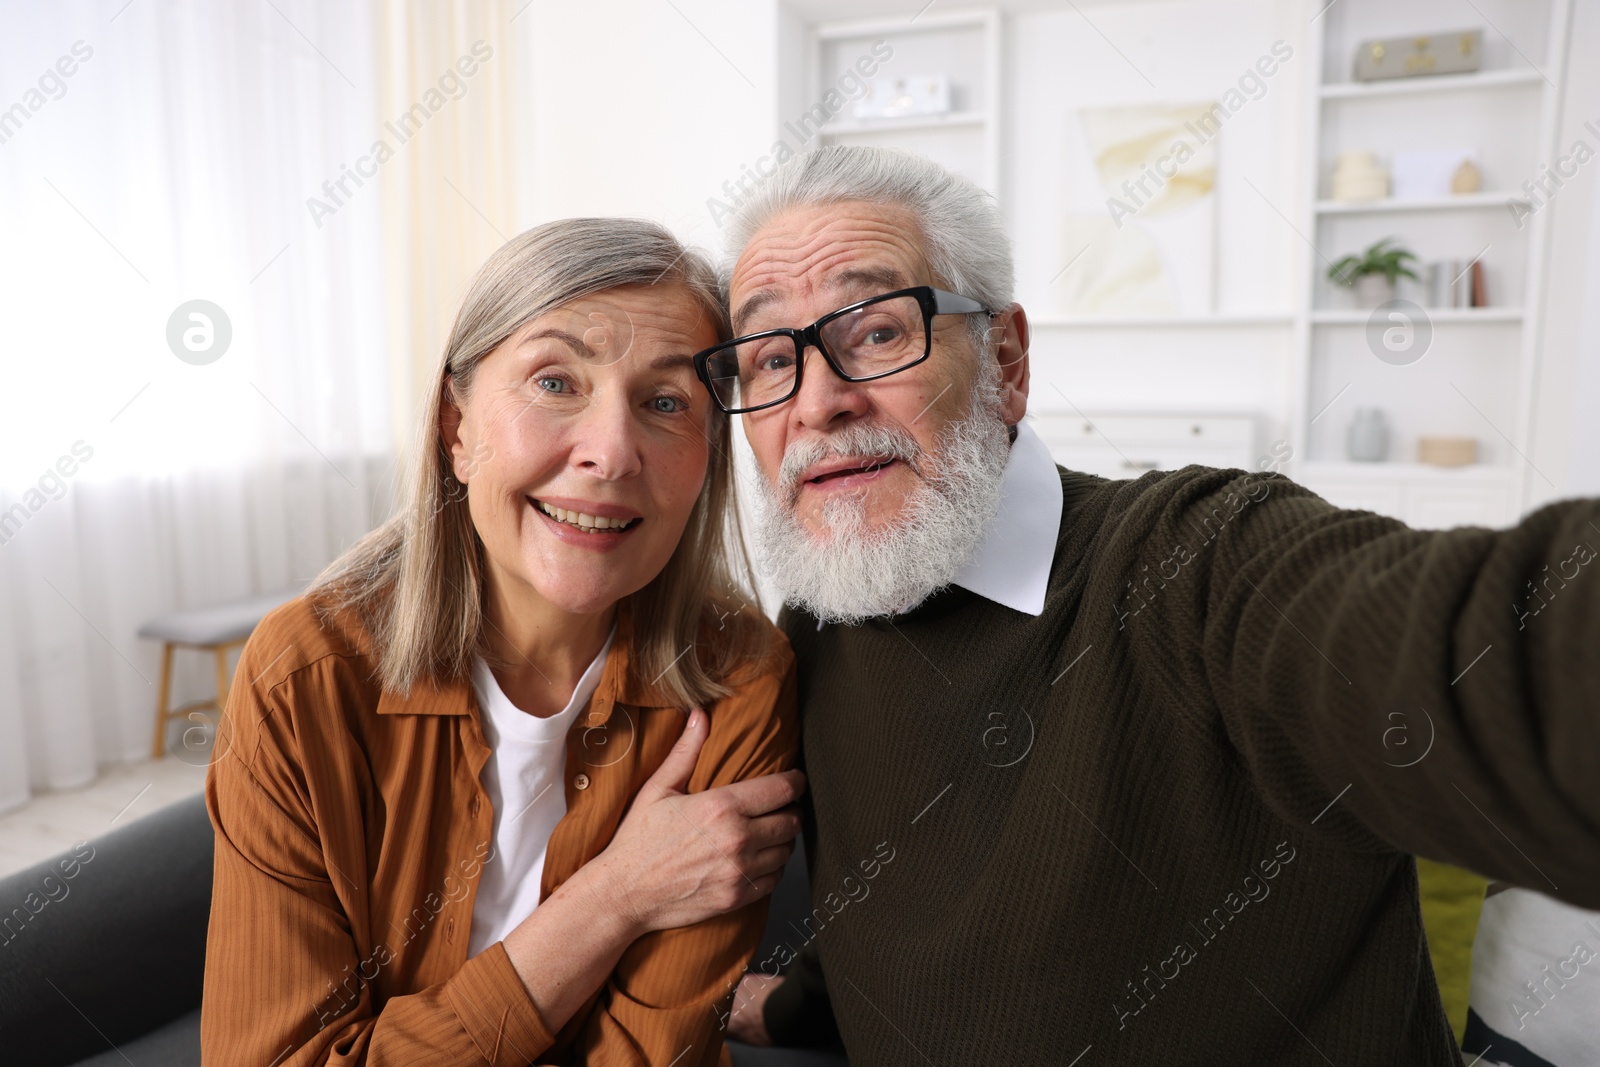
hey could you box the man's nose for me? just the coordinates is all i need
[789,344,871,433]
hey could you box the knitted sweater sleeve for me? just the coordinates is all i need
[1118,467,1600,905]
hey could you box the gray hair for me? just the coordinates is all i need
[723,145,1015,352]
[310,217,768,706]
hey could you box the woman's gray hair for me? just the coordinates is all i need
[310,217,767,705]
[723,145,1014,352]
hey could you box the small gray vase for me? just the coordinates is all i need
[1346,408,1389,462]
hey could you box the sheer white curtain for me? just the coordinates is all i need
[0,1,396,807]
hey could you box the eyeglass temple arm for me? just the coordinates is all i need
[931,289,993,316]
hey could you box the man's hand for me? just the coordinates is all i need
[728,972,783,1046]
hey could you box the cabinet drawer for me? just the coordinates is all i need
[1405,485,1513,529]
[1033,413,1258,478]
[1302,478,1405,517]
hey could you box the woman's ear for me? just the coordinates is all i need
[439,374,469,482]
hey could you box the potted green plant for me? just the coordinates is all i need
[1328,238,1419,307]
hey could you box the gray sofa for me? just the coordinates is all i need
[0,794,211,1067]
[0,792,843,1066]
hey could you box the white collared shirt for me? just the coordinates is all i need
[949,419,1064,616]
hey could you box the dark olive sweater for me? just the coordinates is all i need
[763,464,1600,1065]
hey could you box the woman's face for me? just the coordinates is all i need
[444,282,720,618]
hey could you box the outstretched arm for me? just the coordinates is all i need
[1125,468,1600,901]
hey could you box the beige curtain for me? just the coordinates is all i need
[375,0,526,456]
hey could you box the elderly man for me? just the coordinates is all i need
[700,145,1600,1064]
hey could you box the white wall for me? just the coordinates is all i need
[517,0,782,259]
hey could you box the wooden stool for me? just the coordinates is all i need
[138,591,298,760]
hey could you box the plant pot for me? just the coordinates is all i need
[1355,275,1396,308]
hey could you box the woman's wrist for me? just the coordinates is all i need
[500,859,646,1031]
[561,853,648,942]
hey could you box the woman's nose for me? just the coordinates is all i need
[570,392,644,480]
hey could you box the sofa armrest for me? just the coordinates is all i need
[0,792,213,1067]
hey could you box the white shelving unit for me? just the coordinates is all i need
[1318,67,1547,99]
[1314,193,1515,214]
[1309,307,1525,325]
[1287,0,1573,529]
[806,8,1001,196]
[1029,314,1295,329]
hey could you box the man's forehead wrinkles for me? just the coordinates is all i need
[736,233,916,292]
[745,207,916,260]
[730,203,932,333]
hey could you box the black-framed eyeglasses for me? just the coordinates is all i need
[692,286,995,415]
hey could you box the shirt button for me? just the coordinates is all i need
[469,794,480,816]
[574,773,591,790]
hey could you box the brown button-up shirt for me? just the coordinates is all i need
[201,593,797,1066]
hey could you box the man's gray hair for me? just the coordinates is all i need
[724,146,1015,326]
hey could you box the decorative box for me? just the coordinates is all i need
[1353,29,1482,82]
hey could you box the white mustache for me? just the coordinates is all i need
[777,423,923,502]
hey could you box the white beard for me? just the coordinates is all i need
[751,381,1011,625]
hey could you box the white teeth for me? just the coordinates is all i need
[536,500,634,532]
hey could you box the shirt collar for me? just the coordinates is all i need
[375,595,680,719]
[948,419,1063,616]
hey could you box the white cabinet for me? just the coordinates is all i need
[1295,463,1516,529]
[1032,413,1258,480]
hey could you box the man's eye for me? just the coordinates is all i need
[864,326,901,345]
[755,352,794,373]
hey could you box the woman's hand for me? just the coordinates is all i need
[585,708,806,937]
[502,709,802,1034]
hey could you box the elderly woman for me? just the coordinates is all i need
[201,218,803,1066]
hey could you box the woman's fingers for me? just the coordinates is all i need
[741,868,786,904]
[746,843,794,880]
[640,707,708,798]
[715,768,807,817]
[743,808,803,851]
[591,716,807,933]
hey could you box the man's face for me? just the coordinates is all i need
[730,200,988,539]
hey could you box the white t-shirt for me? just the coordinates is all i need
[466,626,615,958]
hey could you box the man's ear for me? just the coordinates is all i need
[439,375,470,481]
[987,303,1030,426]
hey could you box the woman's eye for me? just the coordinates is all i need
[652,395,687,413]
[536,376,569,394]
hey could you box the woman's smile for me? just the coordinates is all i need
[529,494,643,549]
